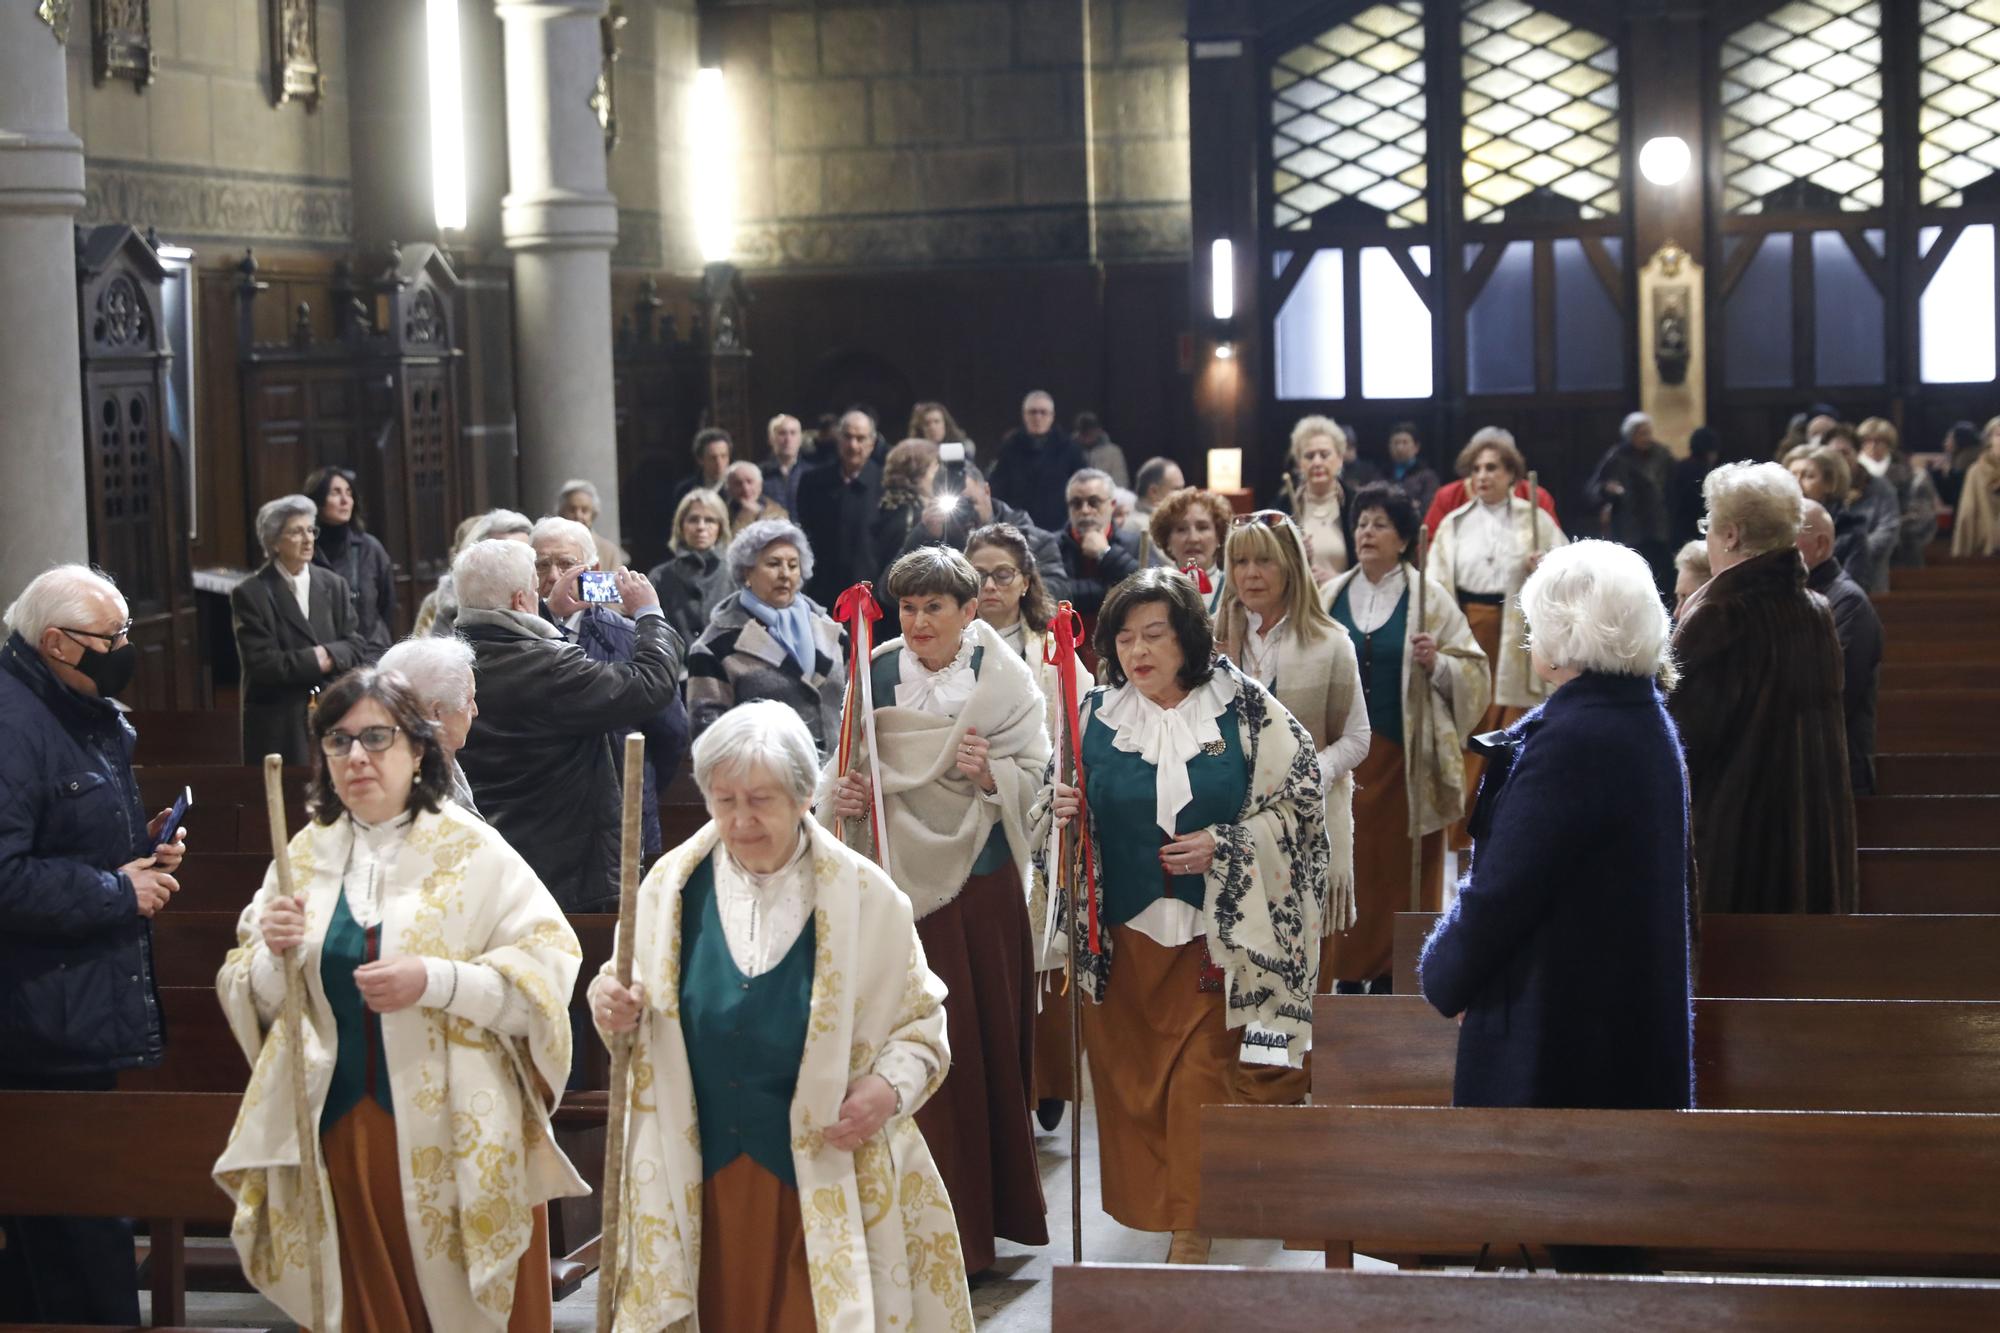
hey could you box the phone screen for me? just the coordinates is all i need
[578,570,620,604]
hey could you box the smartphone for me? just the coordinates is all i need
[143,785,192,858]
[577,570,620,604]
[938,441,967,495]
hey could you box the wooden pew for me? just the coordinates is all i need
[0,1092,240,1326]
[1870,592,2000,640]
[1873,691,2000,753]
[1889,560,1998,591]
[1855,795,2000,847]
[1197,1103,2000,1274]
[1859,848,2000,913]
[127,713,243,767]
[1310,995,2000,1113]
[1874,752,2000,795]
[1051,1266,2000,1332]
[1392,912,2000,1000]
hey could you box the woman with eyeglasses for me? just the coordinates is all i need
[231,494,371,765]
[1214,511,1367,1102]
[1430,429,1567,850]
[1278,415,1352,586]
[213,669,586,1332]
[1320,484,1490,993]
[965,521,1087,1127]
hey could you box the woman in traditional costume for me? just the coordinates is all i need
[1214,511,1365,1102]
[1148,487,1233,616]
[588,701,973,1332]
[1277,415,1351,586]
[1320,484,1489,993]
[826,545,1052,1274]
[965,521,1085,1127]
[1430,429,1566,849]
[1044,568,1328,1264]
[213,669,586,1332]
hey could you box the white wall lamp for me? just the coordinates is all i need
[691,67,737,265]
[1638,135,1692,188]
[426,0,467,232]
[1210,237,1236,358]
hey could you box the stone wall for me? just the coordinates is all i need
[699,0,1191,271]
[67,0,353,248]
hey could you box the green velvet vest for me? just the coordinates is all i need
[318,888,394,1134]
[1080,699,1248,926]
[871,643,1010,875]
[679,855,816,1186]
[1330,581,1410,744]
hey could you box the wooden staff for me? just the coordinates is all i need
[262,754,327,1333]
[1524,470,1542,686]
[596,733,647,1333]
[1406,529,1432,913]
[1046,604,1095,1261]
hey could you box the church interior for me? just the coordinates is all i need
[3,0,1999,1329]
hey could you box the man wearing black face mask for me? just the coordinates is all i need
[0,564,186,1325]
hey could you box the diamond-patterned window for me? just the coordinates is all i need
[1919,0,2000,206]
[1270,3,1429,229]
[1720,1,1883,214]
[1460,1,1620,224]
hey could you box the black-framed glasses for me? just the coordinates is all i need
[320,725,403,757]
[1233,508,1295,531]
[976,566,1022,587]
[59,620,134,648]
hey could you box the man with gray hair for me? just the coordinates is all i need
[761,412,810,516]
[556,478,630,570]
[1797,499,1883,795]
[794,408,885,605]
[451,539,683,909]
[528,516,690,860]
[1057,466,1141,625]
[991,389,1085,530]
[1586,411,1677,595]
[1,565,186,1323]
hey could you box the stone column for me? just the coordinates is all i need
[495,0,622,540]
[0,4,90,598]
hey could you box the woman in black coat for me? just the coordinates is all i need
[1419,539,1692,1113]
[304,464,396,659]
[230,494,369,765]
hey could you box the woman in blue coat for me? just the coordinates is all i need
[1419,539,1692,1113]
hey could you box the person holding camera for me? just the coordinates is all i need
[452,538,682,912]
[895,454,1072,605]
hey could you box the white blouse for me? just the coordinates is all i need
[894,635,978,715]
[1242,614,1372,789]
[1339,565,1454,703]
[280,562,311,617]
[1451,499,1521,595]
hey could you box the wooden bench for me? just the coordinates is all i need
[1860,848,2000,912]
[1874,752,2000,795]
[1870,592,2000,639]
[1888,560,1998,591]
[1392,912,2000,1000]
[0,1092,240,1326]
[126,713,243,767]
[1856,795,2000,847]
[1874,692,2000,753]
[1051,1266,2000,1331]
[1197,1103,2000,1275]
[1310,995,2000,1113]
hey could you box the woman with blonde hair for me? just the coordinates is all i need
[1279,415,1351,585]
[1431,427,1567,849]
[1149,486,1235,615]
[1951,415,2000,556]
[1855,416,1940,570]
[648,487,732,644]
[1215,511,1367,1101]
[1786,443,1877,587]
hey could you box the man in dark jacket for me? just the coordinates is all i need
[794,409,884,606]
[1586,411,1677,594]
[0,565,185,1324]
[1057,468,1142,663]
[989,390,1086,530]
[1799,501,1884,796]
[452,539,682,911]
[760,412,810,517]
[889,463,1072,604]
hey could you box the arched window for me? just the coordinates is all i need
[1918,0,2000,384]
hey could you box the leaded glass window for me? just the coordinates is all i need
[1719,1,1883,214]
[1919,0,2000,206]
[1270,3,1429,230]
[1460,1,1620,223]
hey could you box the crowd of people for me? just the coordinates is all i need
[0,391,1973,1328]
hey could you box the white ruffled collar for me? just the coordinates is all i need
[894,632,978,715]
[1098,669,1240,835]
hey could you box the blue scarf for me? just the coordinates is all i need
[737,588,816,673]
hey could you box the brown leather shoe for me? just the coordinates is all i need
[1166,1230,1212,1264]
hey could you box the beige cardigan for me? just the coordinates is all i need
[1430,494,1568,709]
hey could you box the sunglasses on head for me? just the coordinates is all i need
[1232,509,1295,531]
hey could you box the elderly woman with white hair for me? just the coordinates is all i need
[686,518,847,755]
[376,634,480,815]
[230,493,370,764]
[555,477,629,571]
[587,701,972,1332]
[1671,461,1856,914]
[1419,539,1692,1114]
[1586,410,1676,593]
[1278,414,1352,584]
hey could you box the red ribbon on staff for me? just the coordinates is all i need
[1046,602,1102,955]
[1181,562,1213,595]
[832,583,884,859]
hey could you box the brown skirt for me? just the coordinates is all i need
[1081,925,1236,1234]
[913,865,1048,1273]
[1325,736,1445,986]
[313,1099,551,1333]
[1032,972,1077,1103]
[1452,599,1527,851]
[698,1155,815,1333]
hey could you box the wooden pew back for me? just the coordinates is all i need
[1874,691,2000,754]
[1393,912,2000,1000]
[1873,752,2000,795]
[1310,995,2000,1113]
[1856,795,2000,847]
[1859,848,2000,912]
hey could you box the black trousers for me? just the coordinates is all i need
[0,1070,142,1326]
